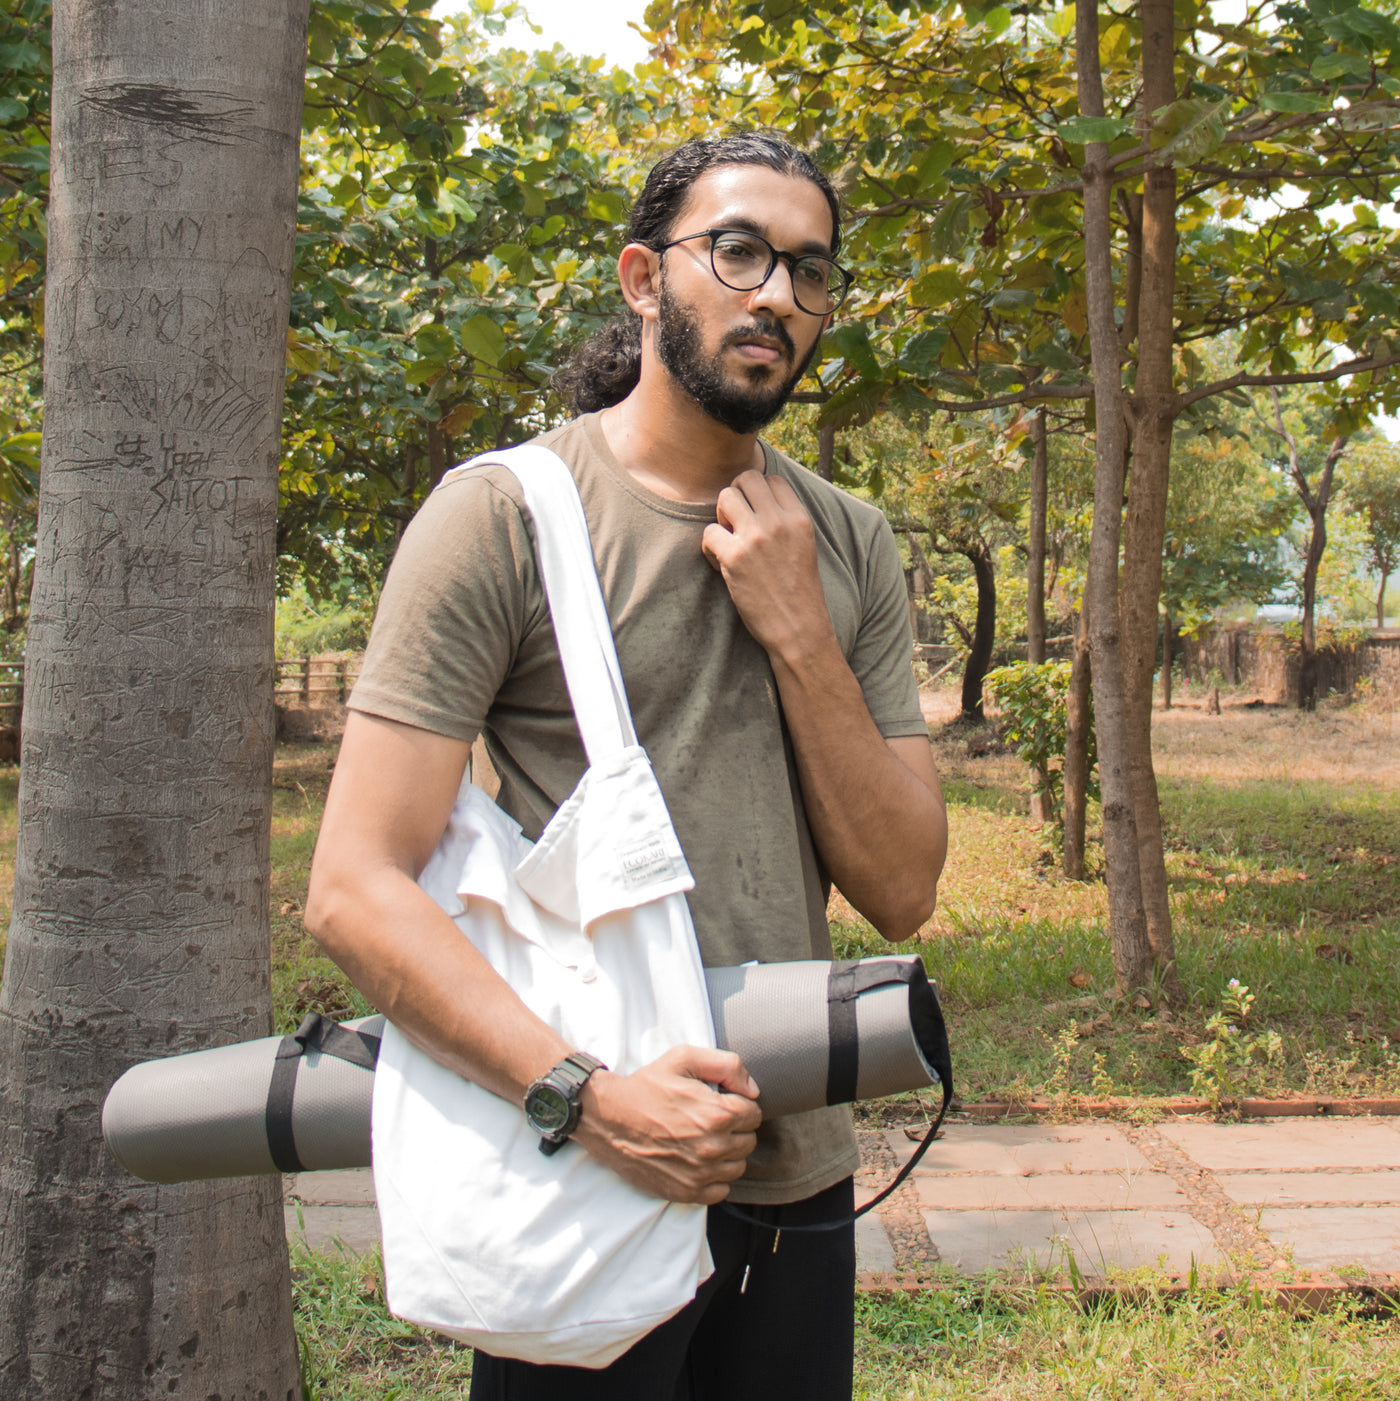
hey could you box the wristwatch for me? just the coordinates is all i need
[523,1051,607,1155]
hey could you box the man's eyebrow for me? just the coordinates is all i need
[718,214,834,258]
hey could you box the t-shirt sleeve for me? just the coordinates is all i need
[348,473,541,742]
[852,516,927,739]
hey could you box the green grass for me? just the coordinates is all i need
[831,704,1400,1107]
[291,1238,474,1400]
[290,1242,1400,1400]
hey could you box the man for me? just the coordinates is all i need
[306,132,947,1399]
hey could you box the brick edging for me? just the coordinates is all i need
[855,1271,1400,1312]
[954,1097,1400,1120]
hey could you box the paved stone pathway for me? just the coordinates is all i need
[286,1117,1400,1284]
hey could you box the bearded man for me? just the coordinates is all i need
[307,131,948,1400]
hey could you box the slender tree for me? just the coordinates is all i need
[0,2,308,1395]
[1262,387,1351,710]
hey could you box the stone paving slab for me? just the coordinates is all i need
[1260,1207,1400,1273]
[1159,1120,1400,1171]
[917,1171,1187,1211]
[1217,1171,1400,1205]
[925,1208,1223,1276]
[892,1123,1154,1176]
[280,1120,1400,1281]
[288,1169,376,1206]
[286,1203,381,1256]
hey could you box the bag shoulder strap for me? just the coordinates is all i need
[441,444,635,765]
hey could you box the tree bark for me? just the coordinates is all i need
[0,3,308,1397]
[1161,608,1174,709]
[1380,571,1391,630]
[1027,408,1051,821]
[1063,595,1092,879]
[816,421,836,482]
[1268,389,1346,712]
[1027,408,1048,665]
[1077,0,1152,995]
[959,542,997,721]
[1117,0,1182,1000]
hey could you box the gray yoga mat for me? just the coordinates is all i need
[102,956,948,1184]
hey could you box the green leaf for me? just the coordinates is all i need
[816,378,886,430]
[982,6,1012,37]
[1258,91,1330,114]
[1311,51,1370,81]
[1152,97,1229,161]
[899,329,950,377]
[825,323,880,379]
[0,41,43,72]
[460,312,507,366]
[421,68,462,100]
[1056,116,1131,145]
[910,264,965,306]
[0,97,27,122]
[586,190,628,222]
[1048,5,1076,39]
[413,323,456,362]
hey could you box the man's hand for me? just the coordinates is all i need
[573,1046,762,1205]
[701,470,834,664]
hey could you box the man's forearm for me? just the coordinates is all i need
[307,864,572,1102]
[769,634,947,941]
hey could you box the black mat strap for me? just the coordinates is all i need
[264,1014,381,1174]
[824,961,862,1107]
[293,1012,381,1072]
[266,1035,305,1174]
[825,960,922,1107]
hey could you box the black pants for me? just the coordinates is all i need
[467,1177,856,1401]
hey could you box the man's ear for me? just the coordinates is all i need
[618,243,662,321]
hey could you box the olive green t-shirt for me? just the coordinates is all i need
[350,411,927,1203]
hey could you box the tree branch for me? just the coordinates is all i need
[1174,352,1400,413]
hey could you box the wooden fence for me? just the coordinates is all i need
[273,654,361,707]
[0,661,19,729]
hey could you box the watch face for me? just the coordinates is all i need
[526,1082,572,1134]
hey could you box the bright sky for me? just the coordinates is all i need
[435,0,656,70]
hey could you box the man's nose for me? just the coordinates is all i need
[746,257,799,317]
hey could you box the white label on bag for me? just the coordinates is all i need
[619,840,677,888]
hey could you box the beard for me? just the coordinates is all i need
[655,276,819,435]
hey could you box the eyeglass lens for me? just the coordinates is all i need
[708,230,846,314]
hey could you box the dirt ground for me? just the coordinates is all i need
[922,683,1400,793]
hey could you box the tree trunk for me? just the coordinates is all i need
[1299,502,1326,711]
[1077,0,1152,995]
[1269,391,1347,713]
[1027,408,1051,822]
[1063,596,1092,879]
[959,542,996,721]
[1161,608,1173,709]
[1116,0,1182,1000]
[0,4,308,1397]
[816,421,836,482]
[1380,571,1391,630]
[1027,408,1048,665]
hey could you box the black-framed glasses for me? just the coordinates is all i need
[656,228,853,316]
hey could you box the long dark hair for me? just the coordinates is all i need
[552,133,841,415]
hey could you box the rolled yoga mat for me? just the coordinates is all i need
[102,955,951,1184]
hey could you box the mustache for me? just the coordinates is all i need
[721,319,796,360]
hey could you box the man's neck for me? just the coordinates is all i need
[598,372,766,504]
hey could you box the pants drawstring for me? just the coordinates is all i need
[738,1205,782,1294]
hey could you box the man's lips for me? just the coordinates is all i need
[735,342,782,363]
[724,325,795,366]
